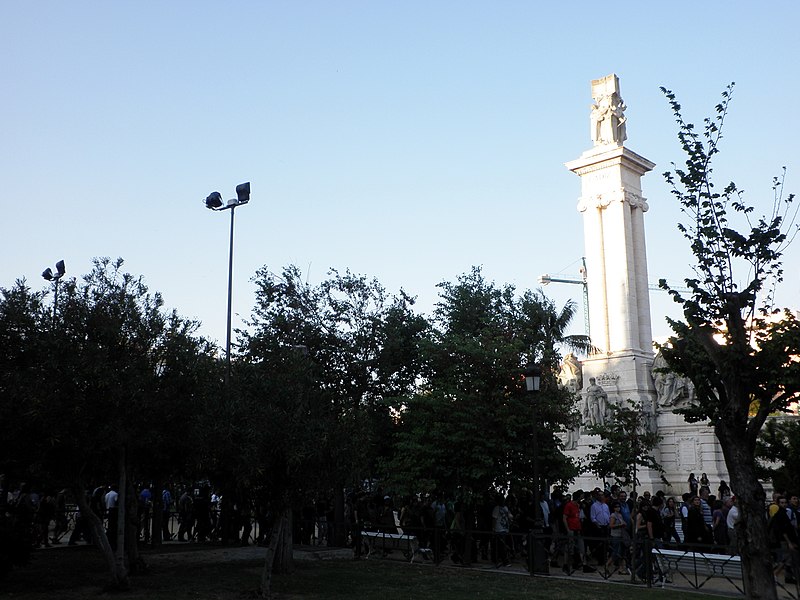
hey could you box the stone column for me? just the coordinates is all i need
[567,146,655,357]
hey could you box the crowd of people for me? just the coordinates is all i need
[0,478,69,551]
[0,478,266,553]
[346,473,799,586]
[2,471,799,586]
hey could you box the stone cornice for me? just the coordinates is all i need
[577,189,650,212]
[565,145,655,177]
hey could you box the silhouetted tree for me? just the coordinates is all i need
[658,84,800,600]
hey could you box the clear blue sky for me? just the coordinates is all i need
[3,1,799,349]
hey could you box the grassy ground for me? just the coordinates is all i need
[1,544,723,600]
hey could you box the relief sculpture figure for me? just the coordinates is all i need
[584,377,608,427]
[558,352,583,392]
[652,350,696,408]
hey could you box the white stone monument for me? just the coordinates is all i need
[561,74,729,496]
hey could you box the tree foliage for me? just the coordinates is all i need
[659,84,800,431]
[756,418,800,495]
[236,265,428,502]
[0,258,217,587]
[384,267,588,496]
[658,84,800,600]
[584,399,664,490]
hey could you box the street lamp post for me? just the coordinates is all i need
[524,363,547,574]
[41,259,66,326]
[204,182,250,387]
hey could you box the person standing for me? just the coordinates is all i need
[726,496,740,554]
[36,492,56,548]
[492,495,512,567]
[104,486,119,549]
[431,494,447,563]
[449,500,466,565]
[347,493,363,559]
[688,473,699,496]
[177,488,194,542]
[771,496,799,584]
[789,495,800,532]
[138,485,152,543]
[685,496,707,551]
[699,488,714,541]
[633,498,657,581]
[563,491,594,573]
[712,500,729,548]
[660,497,681,545]
[718,480,732,502]
[617,490,632,531]
[607,502,630,572]
[162,486,174,541]
[590,492,610,563]
[647,497,665,547]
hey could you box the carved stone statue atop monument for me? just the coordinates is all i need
[558,352,583,392]
[584,377,609,426]
[590,74,627,146]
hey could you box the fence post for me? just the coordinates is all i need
[528,530,534,576]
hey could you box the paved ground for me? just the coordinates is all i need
[145,542,353,565]
[43,540,800,599]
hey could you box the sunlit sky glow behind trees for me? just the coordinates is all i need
[3,1,799,353]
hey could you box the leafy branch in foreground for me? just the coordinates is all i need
[657,83,800,600]
[584,399,664,490]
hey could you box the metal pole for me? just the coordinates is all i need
[52,279,59,328]
[533,399,539,524]
[225,205,235,388]
[581,257,590,336]
[531,398,548,574]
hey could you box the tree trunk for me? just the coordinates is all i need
[462,509,473,567]
[125,477,145,573]
[151,477,163,547]
[220,482,236,544]
[717,425,777,600]
[115,448,128,579]
[73,485,128,590]
[275,508,293,574]
[260,507,290,599]
[333,487,346,546]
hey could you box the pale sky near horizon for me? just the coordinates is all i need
[3,1,799,352]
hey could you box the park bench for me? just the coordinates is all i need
[361,530,433,563]
[652,547,743,593]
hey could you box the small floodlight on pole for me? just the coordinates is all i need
[42,259,66,326]
[204,183,250,388]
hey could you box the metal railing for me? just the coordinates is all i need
[351,524,800,600]
[36,513,800,599]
